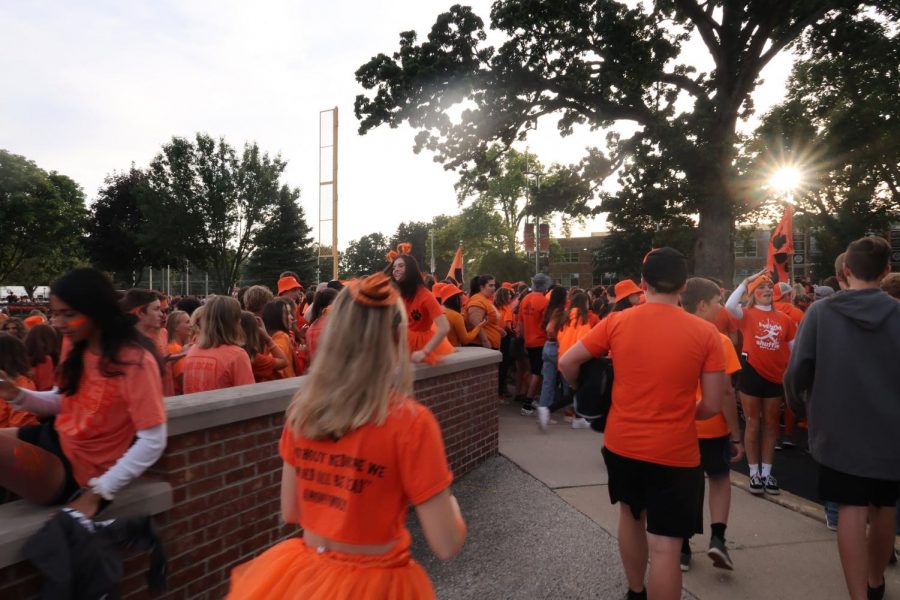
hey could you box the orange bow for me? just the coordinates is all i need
[348,273,399,308]
[386,242,413,263]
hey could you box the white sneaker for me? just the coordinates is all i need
[537,407,550,432]
[571,417,591,429]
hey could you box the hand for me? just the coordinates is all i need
[410,350,427,363]
[67,489,102,517]
[746,269,766,284]
[478,318,488,328]
[0,370,20,402]
[729,440,745,463]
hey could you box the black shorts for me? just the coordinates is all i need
[510,335,527,359]
[818,464,900,508]
[17,418,81,505]
[527,346,543,376]
[699,436,731,478]
[738,355,783,398]
[602,447,704,538]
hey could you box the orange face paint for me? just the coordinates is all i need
[68,316,87,327]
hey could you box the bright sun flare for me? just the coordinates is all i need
[770,167,802,193]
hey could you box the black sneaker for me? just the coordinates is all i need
[520,404,534,416]
[625,589,647,600]
[868,579,885,600]
[764,474,780,495]
[680,550,691,572]
[774,439,784,451]
[707,536,734,570]
[749,473,764,495]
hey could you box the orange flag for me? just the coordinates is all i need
[447,244,464,285]
[766,204,794,285]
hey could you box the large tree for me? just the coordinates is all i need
[0,151,86,288]
[145,134,287,293]
[355,1,887,281]
[244,186,317,288]
[341,232,391,277]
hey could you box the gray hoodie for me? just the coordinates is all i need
[785,288,900,480]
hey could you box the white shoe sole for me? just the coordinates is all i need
[707,547,734,570]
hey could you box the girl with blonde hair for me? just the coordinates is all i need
[227,273,466,599]
[164,310,191,394]
[182,296,254,394]
[238,311,288,382]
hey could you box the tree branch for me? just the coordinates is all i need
[672,0,723,70]
[658,72,708,99]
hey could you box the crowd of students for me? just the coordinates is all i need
[0,236,897,599]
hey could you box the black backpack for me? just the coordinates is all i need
[574,357,614,431]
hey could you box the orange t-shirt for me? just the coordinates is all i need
[444,308,482,347]
[55,347,166,485]
[167,341,185,395]
[183,344,255,394]
[279,396,453,547]
[462,293,503,349]
[251,351,282,382]
[151,329,175,397]
[271,331,296,379]
[695,333,742,439]
[737,306,797,384]
[31,356,56,391]
[405,287,443,333]
[519,292,549,348]
[714,307,739,337]
[557,310,593,365]
[499,305,514,331]
[774,301,804,325]
[581,303,725,467]
[1,376,39,428]
[306,315,328,365]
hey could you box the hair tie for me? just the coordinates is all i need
[348,273,399,308]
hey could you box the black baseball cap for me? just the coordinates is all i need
[641,247,688,293]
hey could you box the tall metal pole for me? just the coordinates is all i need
[430,229,436,275]
[331,106,339,281]
[205,273,208,297]
[149,268,153,291]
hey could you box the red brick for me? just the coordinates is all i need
[208,421,244,442]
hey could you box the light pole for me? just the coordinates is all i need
[525,170,542,275]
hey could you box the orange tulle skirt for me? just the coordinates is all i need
[407,326,454,365]
[227,536,435,600]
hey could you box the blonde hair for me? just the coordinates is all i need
[197,295,244,349]
[286,288,412,440]
[244,285,274,314]
[166,310,188,343]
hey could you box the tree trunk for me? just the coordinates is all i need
[693,174,735,285]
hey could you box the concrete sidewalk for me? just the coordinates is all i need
[497,402,900,599]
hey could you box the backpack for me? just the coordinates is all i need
[574,357,614,431]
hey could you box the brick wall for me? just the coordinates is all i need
[0,356,498,599]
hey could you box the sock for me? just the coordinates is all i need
[711,522,727,541]
[626,589,647,600]
[681,538,692,554]
[762,463,772,478]
[749,464,759,478]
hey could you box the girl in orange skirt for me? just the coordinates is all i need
[227,273,467,599]
[385,248,453,365]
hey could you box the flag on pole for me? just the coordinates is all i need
[447,244,464,285]
[766,203,794,285]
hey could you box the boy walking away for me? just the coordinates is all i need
[785,236,900,600]
[517,274,551,415]
[679,278,744,572]
[560,248,725,600]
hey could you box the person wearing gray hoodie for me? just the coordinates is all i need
[785,236,900,600]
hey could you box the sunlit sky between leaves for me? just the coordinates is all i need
[0,1,794,249]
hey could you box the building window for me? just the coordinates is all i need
[733,268,756,287]
[734,238,757,258]
[558,273,580,288]
[558,248,581,263]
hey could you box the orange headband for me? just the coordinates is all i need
[348,273,399,308]
[747,275,773,296]
[386,242,412,264]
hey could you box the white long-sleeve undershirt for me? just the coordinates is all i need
[12,388,62,416]
[725,281,773,320]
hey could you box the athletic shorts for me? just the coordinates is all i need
[17,418,81,505]
[602,447,704,538]
[818,464,900,508]
[527,346,543,376]
[738,355,783,398]
[699,436,731,478]
[510,335,527,359]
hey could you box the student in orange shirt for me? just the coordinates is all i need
[437,284,484,347]
[517,273,552,415]
[305,288,338,366]
[122,289,177,397]
[183,295,255,393]
[613,279,643,312]
[773,282,804,324]
[725,270,797,495]
[560,248,725,600]
[262,300,298,378]
[0,334,40,428]
[239,311,288,383]
[0,268,166,517]
[464,275,505,350]
[24,323,60,391]
[536,287,579,430]
[164,310,192,395]
[679,277,744,572]
[227,273,466,599]
[386,253,453,365]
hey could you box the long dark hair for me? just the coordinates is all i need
[563,292,590,329]
[443,293,463,313]
[0,334,30,378]
[24,323,60,367]
[592,296,611,320]
[613,298,635,312]
[309,289,338,324]
[385,254,424,301]
[262,301,290,335]
[52,268,161,395]
[541,287,568,329]
[469,274,495,297]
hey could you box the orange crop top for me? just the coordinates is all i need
[279,396,453,547]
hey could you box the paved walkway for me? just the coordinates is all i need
[411,403,900,599]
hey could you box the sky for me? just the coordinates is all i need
[1,1,795,251]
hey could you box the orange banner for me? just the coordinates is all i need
[766,204,794,285]
[447,244,464,285]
